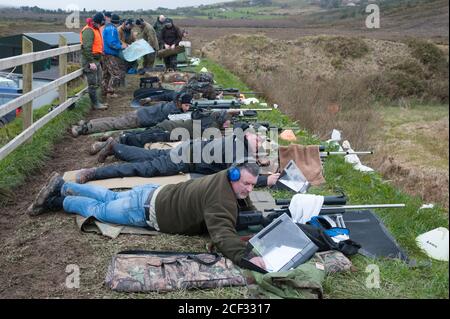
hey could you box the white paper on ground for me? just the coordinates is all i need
[262,245,302,272]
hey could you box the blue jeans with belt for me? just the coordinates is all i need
[62,182,159,227]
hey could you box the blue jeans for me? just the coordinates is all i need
[62,182,159,227]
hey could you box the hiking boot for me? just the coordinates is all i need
[97,137,116,163]
[97,133,111,142]
[70,125,83,138]
[92,103,108,110]
[89,140,109,155]
[139,97,152,106]
[27,172,64,216]
[44,195,65,212]
[75,168,96,184]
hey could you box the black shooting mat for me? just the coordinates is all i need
[342,210,408,261]
[133,87,171,98]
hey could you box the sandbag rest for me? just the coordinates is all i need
[157,45,185,58]
[105,250,246,292]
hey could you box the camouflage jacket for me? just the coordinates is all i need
[139,22,159,51]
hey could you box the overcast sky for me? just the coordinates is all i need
[0,0,235,11]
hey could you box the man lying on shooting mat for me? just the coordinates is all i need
[27,161,266,270]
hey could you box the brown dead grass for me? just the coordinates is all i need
[246,71,379,149]
[202,33,448,207]
[374,156,449,209]
[368,108,449,209]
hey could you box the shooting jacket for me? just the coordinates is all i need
[139,22,159,51]
[155,170,256,265]
[161,25,182,46]
[102,24,122,57]
[153,19,166,38]
[80,25,103,63]
[117,25,136,46]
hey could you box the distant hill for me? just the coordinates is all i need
[0,0,447,43]
[177,0,448,43]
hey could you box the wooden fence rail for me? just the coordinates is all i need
[0,35,85,161]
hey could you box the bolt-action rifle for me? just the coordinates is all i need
[237,203,405,229]
[215,87,263,97]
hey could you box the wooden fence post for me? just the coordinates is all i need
[22,36,33,131]
[58,36,68,105]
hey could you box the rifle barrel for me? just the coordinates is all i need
[320,151,373,156]
[275,195,347,206]
[227,108,272,112]
[223,92,262,95]
[320,204,405,210]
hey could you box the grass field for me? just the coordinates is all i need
[0,58,447,298]
[0,83,89,203]
[377,103,448,170]
[194,59,449,298]
[367,102,449,208]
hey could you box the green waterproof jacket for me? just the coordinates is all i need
[81,28,101,64]
[140,22,159,51]
[249,260,326,299]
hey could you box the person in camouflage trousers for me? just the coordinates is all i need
[135,18,159,69]
[101,54,127,97]
[102,14,128,97]
[69,93,193,137]
[90,110,233,156]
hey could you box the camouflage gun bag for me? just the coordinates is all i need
[105,250,247,293]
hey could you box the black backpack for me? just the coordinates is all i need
[297,224,361,256]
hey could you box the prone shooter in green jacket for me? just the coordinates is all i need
[28,162,267,270]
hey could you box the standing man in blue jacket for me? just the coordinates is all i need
[102,14,127,98]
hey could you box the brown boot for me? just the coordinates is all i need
[92,103,108,110]
[27,172,64,216]
[89,140,108,155]
[75,168,96,184]
[97,137,116,163]
[97,133,112,142]
[70,125,82,138]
